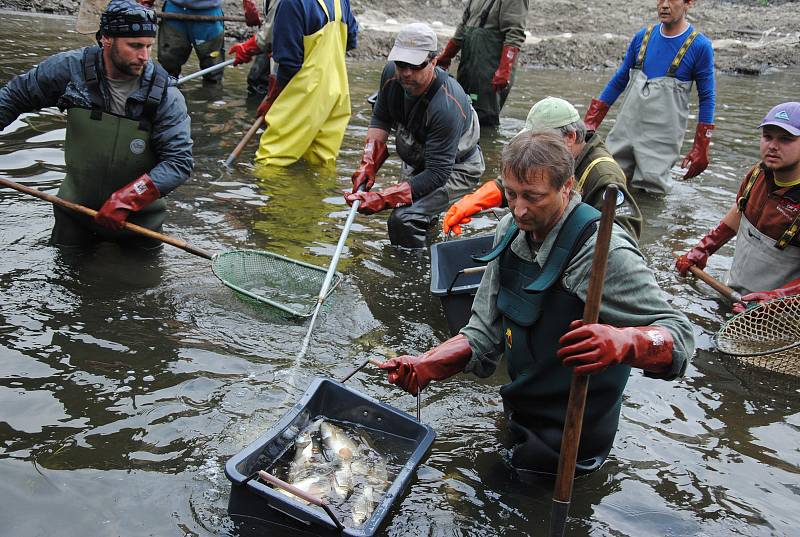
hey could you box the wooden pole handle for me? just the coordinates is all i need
[0,177,213,260]
[671,251,742,302]
[224,116,265,168]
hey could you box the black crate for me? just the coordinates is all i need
[430,234,494,336]
[225,378,436,537]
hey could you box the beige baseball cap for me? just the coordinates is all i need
[519,97,581,135]
[388,22,438,65]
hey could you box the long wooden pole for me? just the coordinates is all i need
[0,177,213,260]
[671,251,742,302]
[549,185,618,537]
[223,116,264,168]
[156,12,247,23]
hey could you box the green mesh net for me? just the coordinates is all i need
[715,296,800,376]
[211,250,341,317]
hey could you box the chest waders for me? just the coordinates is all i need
[51,47,167,247]
[456,0,510,127]
[726,165,800,294]
[605,25,698,195]
[475,204,631,479]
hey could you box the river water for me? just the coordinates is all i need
[1,13,798,537]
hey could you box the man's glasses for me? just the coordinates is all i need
[394,60,429,71]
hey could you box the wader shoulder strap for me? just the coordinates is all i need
[634,25,655,70]
[577,156,619,192]
[407,69,447,142]
[736,163,763,213]
[736,162,800,250]
[473,221,520,263]
[776,213,800,250]
[667,29,699,77]
[524,203,601,293]
[139,63,170,131]
[82,46,105,119]
[478,0,499,28]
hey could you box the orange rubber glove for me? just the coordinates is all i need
[256,75,284,118]
[379,334,472,395]
[242,0,262,26]
[442,180,503,235]
[229,36,262,65]
[583,98,610,132]
[95,174,160,231]
[344,182,413,215]
[435,39,462,71]
[681,123,714,179]
[732,277,800,313]
[351,139,389,193]
[557,321,674,375]
[675,222,736,276]
[491,45,519,92]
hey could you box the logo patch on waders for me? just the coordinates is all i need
[505,328,513,349]
[130,139,146,155]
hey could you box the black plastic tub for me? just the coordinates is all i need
[225,378,436,537]
[430,234,494,336]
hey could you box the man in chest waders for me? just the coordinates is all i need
[583,0,715,195]
[243,0,358,168]
[434,0,528,128]
[379,131,694,480]
[443,96,644,241]
[0,0,193,249]
[344,23,484,249]
[677,102,800,310]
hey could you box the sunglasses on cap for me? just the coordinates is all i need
[110,6,158,25]
[394,60,430,71]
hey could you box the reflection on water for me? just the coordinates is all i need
[0,12,799,537]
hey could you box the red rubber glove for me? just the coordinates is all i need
[344,182,413,215]
[583,98,610,132]
[95,174,160,231]
[351,139,389,193]
[681,123,714,179]
[229,36,262,66]
[242,0,262,26]
[491,45,519,93]
[732,277,800,313]
[675,221,736,276]
[378,334,472,395]
[443,180,503,235]
[256,75,284,118]
[137,0,155,7]
[557,321,674,376]
[435,39,462,71]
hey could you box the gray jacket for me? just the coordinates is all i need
[0,48,193,195]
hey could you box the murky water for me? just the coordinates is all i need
[1,13,798,537]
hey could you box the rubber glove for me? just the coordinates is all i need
[491,45,519,92]
[557,321,674,375]
[229,36,262,65]
[732,277,800,313]
[443,180,503,235]
[379,334,472,395]
[137,0,155,7]
[435,39,462,71]
[344,182,413,215]
[256,75,284,118]
[583,98,610,132]
[351,139,389,193]
[681,123,714,179]
[95,174,160,231]
[675,221,736,276]
[242,0,262,26]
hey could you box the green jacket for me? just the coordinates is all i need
[453,0,529,48]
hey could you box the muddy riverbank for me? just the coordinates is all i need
[2,0,798,74]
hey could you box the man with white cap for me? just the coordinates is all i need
[677,101,800,308]
[344,22,484,249]
[444,96,642,240]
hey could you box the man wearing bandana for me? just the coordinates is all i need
[0,0,193,248]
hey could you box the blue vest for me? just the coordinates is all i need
[476,204,631,478]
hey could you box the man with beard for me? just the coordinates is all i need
[0,0,192,248]
[344,22,484,249]
[582,0,715,195]
[676,102,800,309]
[379,131,694,479]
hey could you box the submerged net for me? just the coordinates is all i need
[211,249,341,317]
[715,296,800,376]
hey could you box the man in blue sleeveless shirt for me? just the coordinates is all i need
[379,131,694,479]
[583,0,715,194]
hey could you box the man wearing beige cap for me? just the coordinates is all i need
[344,22,485,249]
[444,96,642,240]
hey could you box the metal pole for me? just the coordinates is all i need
[176,59,235,86]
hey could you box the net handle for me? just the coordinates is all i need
[0,177,213,260]
[672,251,742,303]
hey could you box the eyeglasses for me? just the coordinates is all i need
[394,60,429,71]
[108,7,158,25]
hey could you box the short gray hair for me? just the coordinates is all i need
[501,130,575,190]
[557,119,587,143]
